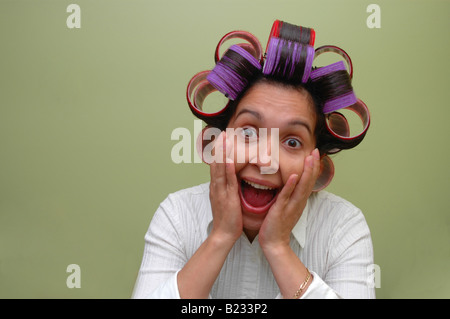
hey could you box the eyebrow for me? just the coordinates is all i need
[235,109,262,121]
[287,119,313,135]
[235,108,313,135]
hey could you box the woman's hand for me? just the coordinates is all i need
[178,132,242,299]
[209,132,243,244]
[258,148,321,252]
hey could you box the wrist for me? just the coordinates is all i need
[260,240,291,259]
[209,229,240,249]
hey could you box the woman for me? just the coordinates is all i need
[132,20,374,299]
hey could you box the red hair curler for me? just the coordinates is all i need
[265,20,316,56]
[265,19,282,55]
[312,155,335,192]
[309,28,316,46]
[314,45,353,79]
[186,70,230,118]
[214,31,263,65]
[325,99,370,141]
[326,112,350,154]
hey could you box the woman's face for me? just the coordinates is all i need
[226,81,317,238]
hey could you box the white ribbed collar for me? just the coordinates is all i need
[291,199,309,248]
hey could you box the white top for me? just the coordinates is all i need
[132,183,375,299]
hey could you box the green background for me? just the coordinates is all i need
[1,0,449,298]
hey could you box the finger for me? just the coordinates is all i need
[224,133,239,190]
[210,132,227,186]
[274,173,299,207]
[225,132,234,164]
[305,148,321,183]
[225,160,239,190]
[292,148,321,199]
[311,148,321,181]
[213,131,226,164]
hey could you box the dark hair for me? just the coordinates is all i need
[188,20,369,156]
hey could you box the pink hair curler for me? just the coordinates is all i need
[312,155,335,192]
[326,99,370,141]
[186,70,230,118]
[215,30,263,64]
[314,45,353,79]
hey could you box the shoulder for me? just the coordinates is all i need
[153,182,212,230]
[163,182,211,212]
[307,191,371,248]
[141,183,212,270]
[308,190,366,223]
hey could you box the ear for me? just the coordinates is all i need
[312,155,335,192]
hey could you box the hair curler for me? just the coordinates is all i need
[312,155,335,192]
[215,31,263,64]
[310,61,370,142]
[207,45,262,101]
[314,45,353,79]
[187,70,230,118]
[263,20,315,83]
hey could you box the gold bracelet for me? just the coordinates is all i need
[293,268,312,299]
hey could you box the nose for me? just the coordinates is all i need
[252,128,279,174]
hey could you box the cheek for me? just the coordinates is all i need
[279,153,306,183]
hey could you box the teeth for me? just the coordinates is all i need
[244,179,275,190]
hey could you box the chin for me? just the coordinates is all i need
[241,210,266,239]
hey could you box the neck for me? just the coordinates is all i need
[243,228,259,243]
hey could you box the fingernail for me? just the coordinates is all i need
[313,148,320,160]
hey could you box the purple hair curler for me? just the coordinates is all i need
[310,60,346,81]
[263,37,314,83]
[323,91,358,114]
[310,61,370,142]
[310,61,356,113]
[207,45,262,101]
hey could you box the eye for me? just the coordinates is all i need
[283,138,302,149]
[240,127,258,141]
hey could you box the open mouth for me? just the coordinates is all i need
[238,178,280,215]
